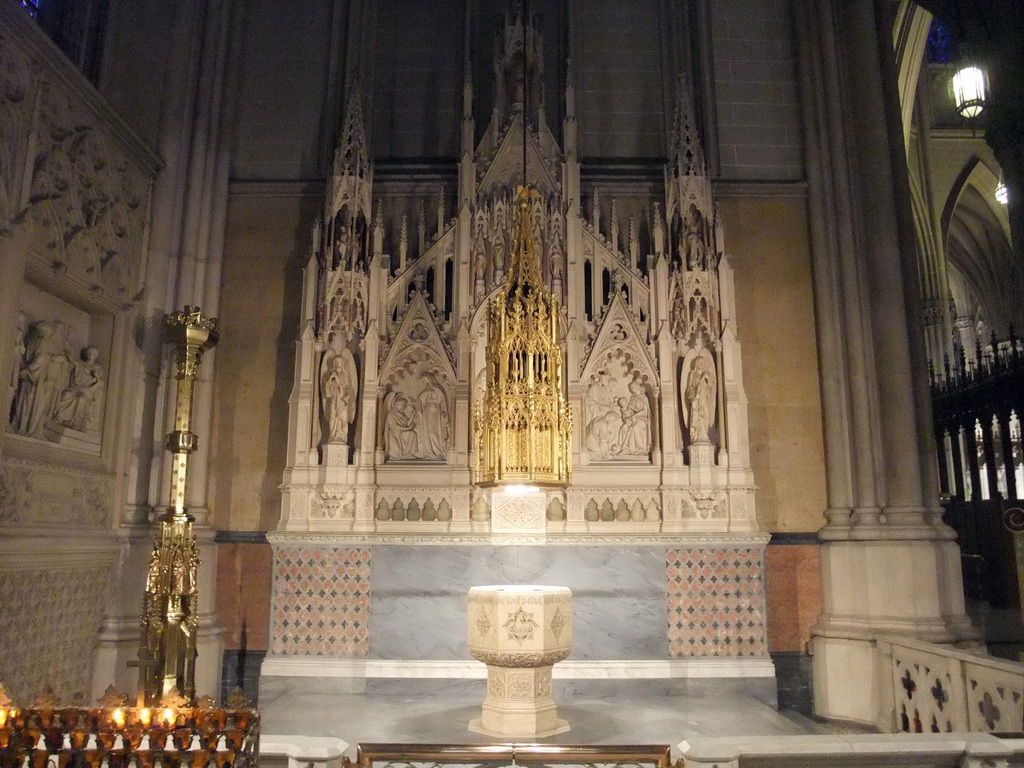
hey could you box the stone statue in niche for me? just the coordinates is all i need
[584,369,651,459]
[54,346,105,432]
[10,320,72,438]
[682,351,716,443]
[382,372,451,461]
[321,349,358,444]
[682,203,709,271]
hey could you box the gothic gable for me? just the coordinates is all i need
[477,113,559,199]
[379,292,456,388]
[377,293,455,463]
[579,294,659,462]
[581,293,658,386]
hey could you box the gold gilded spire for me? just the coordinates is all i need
[478,186,571,488]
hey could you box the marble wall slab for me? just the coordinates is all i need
[369,546,669,660]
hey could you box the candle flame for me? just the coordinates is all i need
[112,708,125,728]
[162,707,175,726]
[139,708,152,726]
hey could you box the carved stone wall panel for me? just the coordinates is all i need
[0,19,155,300]
[0,457,111,526]
[0,563,110,701]
[491,491,546,534]
[7,288,111,449]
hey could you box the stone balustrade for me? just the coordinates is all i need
[879,636,1024,734]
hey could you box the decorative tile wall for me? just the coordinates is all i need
[666,547,767,656]
[270,547,370,655]
[0,565,110,701]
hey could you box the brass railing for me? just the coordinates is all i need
[346,743,672,768]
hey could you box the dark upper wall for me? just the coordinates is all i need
[709,0,803,180]
[231,0,336,180]
[222,0,805,180]
[576,0,666,160]
[371,0,463,160]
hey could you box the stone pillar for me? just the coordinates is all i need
[93,0,245,701]
[795,0,978,727]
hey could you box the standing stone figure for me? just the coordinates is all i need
[9,311,27,410]
[55,346,105,431]
[321,349,358,444]
[417,374,450,460]
[683,354,715,443]
[683,203,707,270]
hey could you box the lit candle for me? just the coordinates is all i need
[0,708,7,727]
[139,708,152,726]
[112,708,125,728]
[161,708,175,726]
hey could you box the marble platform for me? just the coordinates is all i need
[256,678,821,746]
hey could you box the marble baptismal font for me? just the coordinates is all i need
[468,585,573,737]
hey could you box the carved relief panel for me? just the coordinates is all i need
[7,280,113,453]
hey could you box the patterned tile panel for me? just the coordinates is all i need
[0,564,110,701]
[270,547,370,655]
[666,547,767,657]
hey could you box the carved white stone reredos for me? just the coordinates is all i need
[277,17,757,538]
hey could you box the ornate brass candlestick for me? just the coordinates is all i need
[139,306,219,705]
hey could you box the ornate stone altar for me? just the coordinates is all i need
[264,6,770,697]
[467,585,572,737]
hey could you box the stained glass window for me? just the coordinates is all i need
[20,0,40,19]
[926,19,958,64]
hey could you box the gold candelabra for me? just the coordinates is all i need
[478,186,571,488]
[139,306,220,706]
